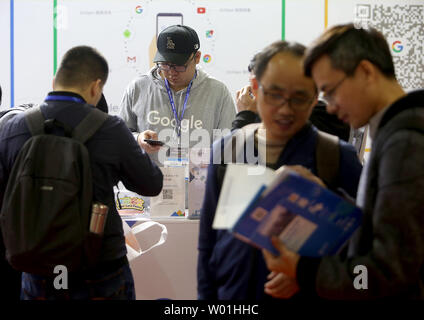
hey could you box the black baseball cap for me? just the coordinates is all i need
[154,25,200,65]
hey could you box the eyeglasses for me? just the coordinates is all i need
[259,84,315,112]
[319,75,347,106]
[157,54,195,73]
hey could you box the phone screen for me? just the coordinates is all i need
[156,13,183,39]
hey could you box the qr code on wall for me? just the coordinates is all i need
[355,4,424,90]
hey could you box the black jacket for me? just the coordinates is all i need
[0,91,163,266]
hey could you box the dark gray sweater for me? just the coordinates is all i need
[298,90,424,300]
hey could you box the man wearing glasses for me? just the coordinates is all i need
[263,24,424,300]
[197,40,362,300]
[233,53,351,142]
[119,25,236,163]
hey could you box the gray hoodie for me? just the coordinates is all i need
[118,65,236,157]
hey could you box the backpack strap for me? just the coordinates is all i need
[229,123,262,163]
[216,123,262,189]
[316,130,340,188]
[24,106,45,136]
[73,107,108,143]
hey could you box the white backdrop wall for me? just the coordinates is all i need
[1,0,423,114]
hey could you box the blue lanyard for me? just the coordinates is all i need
[45,95,85,104]
[164,72,196,137]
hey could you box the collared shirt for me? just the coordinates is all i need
[368,105,391,141]
[357,98,401,208]
[357,106,390,208]
[255,127,286,166]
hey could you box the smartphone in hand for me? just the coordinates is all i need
[144,139,165,146]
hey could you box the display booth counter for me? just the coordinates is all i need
[128,218,200,300]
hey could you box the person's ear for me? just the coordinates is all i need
[89,79,103,105]
[194,51,201,64]
[250,76,259,97]
[357,59,378,84]
[93,79,102,95]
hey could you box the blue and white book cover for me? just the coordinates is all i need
[232,171,362,256]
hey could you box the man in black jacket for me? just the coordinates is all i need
[263,23,424,300]
[0,46,163,300]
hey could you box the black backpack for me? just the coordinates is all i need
[0,106,107,276]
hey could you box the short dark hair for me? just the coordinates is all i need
[253,41,306,81]
[304,23,395,79]
[55,46,109,88]
[247,52,259,73]
[0,84,2,106]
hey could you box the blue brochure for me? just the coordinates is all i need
[231,170,362,256]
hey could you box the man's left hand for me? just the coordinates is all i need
[264,271,300,299]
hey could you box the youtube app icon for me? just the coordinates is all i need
[197,7,206,14]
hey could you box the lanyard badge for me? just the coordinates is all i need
[164,72,196,142]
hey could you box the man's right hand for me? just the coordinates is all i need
[236,85,257,113]
[137,130,162,154]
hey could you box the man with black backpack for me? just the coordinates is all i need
[197,40,363,300]
[0,46,163,300]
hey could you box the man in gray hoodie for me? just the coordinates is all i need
[119,25,236,165]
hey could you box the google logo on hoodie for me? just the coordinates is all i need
[392,40,403,53]
[203,54,212,63]
[135,6,143,14]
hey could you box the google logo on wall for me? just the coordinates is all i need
[203,54,212,63]
[135,6,143,14]
[392,40,403,53]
